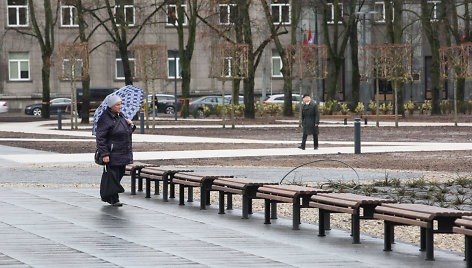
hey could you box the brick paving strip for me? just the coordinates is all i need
[0,187,465,267]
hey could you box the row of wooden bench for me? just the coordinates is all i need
[125,162,472,264]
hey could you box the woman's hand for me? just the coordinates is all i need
[103,156,110,163]
[125,119,132,125]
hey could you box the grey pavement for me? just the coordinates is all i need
[0,186,466,267]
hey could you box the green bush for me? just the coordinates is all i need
[368,101,377,115]
[266,103,282,116]
[340,103,350,115]
[203,104,211,117]
[354,102,364,115]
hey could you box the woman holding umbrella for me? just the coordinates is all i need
[96,95,136,206]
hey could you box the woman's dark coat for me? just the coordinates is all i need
[96,108,135,166]
[302,101,320,135]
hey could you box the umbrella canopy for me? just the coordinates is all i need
[92,85,143,135]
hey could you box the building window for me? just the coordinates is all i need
[374,2,385,23]
[428,1,440,22]
[272,50,283,78]
[62,59,83,79]
[61,3,78,27]
[168,51,182,78]
[271,0,290,24]
[219,3,237,25]
[114,0,135,26]
[167,4,188,26]
[115,51,136,80]
[9,52,30,81]
[327,2,343,24]
[7,0,28,27]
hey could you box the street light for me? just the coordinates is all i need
[355,10,377,114]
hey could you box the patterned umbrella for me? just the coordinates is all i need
[92,85,143,135]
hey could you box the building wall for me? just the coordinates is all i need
[0,0,468,112]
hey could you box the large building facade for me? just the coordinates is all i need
[0,0,469,111]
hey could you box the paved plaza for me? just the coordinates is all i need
[0,119,470,267]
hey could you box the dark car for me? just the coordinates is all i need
[24,98,71,116]
[188,95,231,117]
[147,94,182,114]
[77,87,118,113]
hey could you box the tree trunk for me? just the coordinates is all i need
[349,19,360,106]
[327,58,342,100]
[41,58,51,119]
[283,78,293,116]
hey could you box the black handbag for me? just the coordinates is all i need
[100,165,125,202]
[95,149,104,165]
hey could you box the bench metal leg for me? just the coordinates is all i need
[138,177,143,192]
[270,202,277,219]
[163,179,168,202]
[425,228,434,261]
[187,186,193,202]
[318,209,326,237]
[130,172,136,195]
[344,118,347,125]
[145,179,151,198]
[226,193,233,210]
[364,118,368,125]
[420,227,426,251]
[465,235,471,265]
[200,188,206,210]
[218,191,225,214]
[206,190,211,206]
[293,199,300,230]
[384,221,393,251]
[242,196,249,219]
[169,182,175,199]
[324,212,331,230]
[154,180,159,195]
[264,199,271,224]
[179,184,185,206]
[352,214,360,244]
[248,198,253,214]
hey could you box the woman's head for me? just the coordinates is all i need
[108,95,122,113]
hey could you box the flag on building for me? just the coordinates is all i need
[303,28,308,45]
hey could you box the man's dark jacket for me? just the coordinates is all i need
[96,108,135,166]
[302,100,320,135]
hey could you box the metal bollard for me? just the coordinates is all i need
[354,118,361,154]
[140,110,144,134]
[57,110,62,130]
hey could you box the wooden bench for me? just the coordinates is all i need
[309,193,396,244]
[453,216,472,266]
[360,114,397,125]
[256,185,330,230]
[211,177,278,219]
[374,203,472,260]
[320,114,351,125]
[139,167,193,201]
[124,162,156,195]
[172,172,233,209]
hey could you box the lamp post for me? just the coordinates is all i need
[356,10,377,114]
[173,49,178,121]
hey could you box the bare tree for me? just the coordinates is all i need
[89,0,165,85]
[12,1,59,118]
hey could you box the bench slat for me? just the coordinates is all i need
[453,226,472,236]
[309,201,356,214]
[256,192,294,203]
[374,213,431,228]
[455,218,472,229]
[311,195,359,208]
[172,179,200,187]
[213,180,246,189]
[257,187,297,198]
[375,206,434,221]
[212,185,244,195]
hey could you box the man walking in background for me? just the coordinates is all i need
[298,94,319,150]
